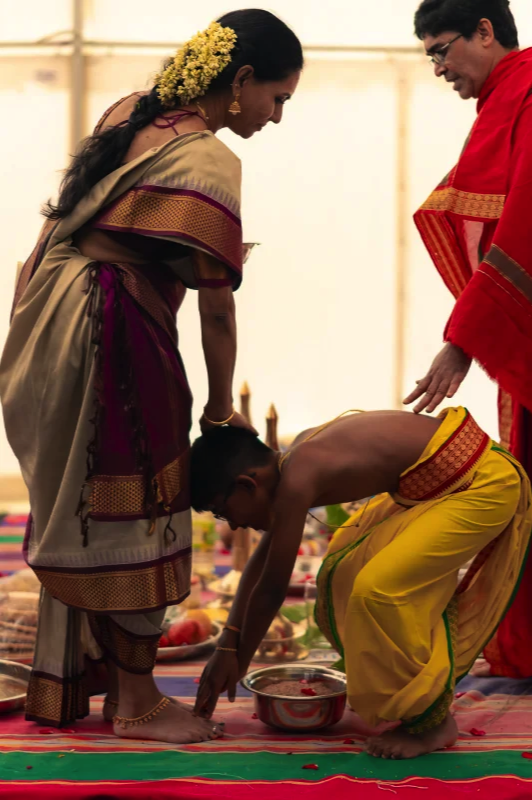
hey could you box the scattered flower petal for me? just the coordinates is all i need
[302,764,319,770]
[470,728,486,737]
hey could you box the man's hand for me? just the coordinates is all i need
[403,343,472,414]
[194,649,241,719]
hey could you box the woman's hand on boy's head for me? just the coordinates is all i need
[200,410,258,435]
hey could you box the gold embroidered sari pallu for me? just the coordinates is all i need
[0,130,244,725]
[316,407,532,730]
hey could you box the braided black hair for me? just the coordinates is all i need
[44,88,163,220]
[44,9,303,221]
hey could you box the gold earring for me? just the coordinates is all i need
[229,89,241,116]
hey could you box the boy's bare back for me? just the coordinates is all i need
[284,410,443,506]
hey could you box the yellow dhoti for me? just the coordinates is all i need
[316,407,532,730]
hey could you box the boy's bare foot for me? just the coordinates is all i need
[113,696,222,744]
[470,658,492,677]
[365,713,457,760]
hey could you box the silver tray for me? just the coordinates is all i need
[252,623,308,663]
[0,659,31,714]
[156,621,222,662]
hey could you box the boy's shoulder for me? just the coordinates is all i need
[279,438,322,498]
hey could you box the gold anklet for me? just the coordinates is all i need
[113,696,170,729]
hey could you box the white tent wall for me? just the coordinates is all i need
[83,0,531,48]
[0,0,531,476]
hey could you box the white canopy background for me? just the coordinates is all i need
[1,0,530,474]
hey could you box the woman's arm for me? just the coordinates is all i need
[198,284,237,422]
[196,251,255,432]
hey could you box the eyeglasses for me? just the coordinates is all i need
[209,482,236,522]
[428,34,463,66]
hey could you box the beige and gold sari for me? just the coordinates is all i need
[0,128,243,725]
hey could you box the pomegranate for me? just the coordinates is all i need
[168,619,202,646]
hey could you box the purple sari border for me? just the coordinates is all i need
[93,223,243,276]
[30,544,192,576]
[31,591,191,618]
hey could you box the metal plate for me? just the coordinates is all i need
[209,556,322,599]
[252,623,308,663]
[156,621,222,662]
[0,659,31,714]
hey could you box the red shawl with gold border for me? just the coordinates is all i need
[415,49,532,679]
[415,49,532,411]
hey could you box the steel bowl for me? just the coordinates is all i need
[0,659,31,714]
[241,663,346,731]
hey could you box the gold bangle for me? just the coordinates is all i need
[224,625,241,634]
[203,408,235,426]
[216,646,238,652]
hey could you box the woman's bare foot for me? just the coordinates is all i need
[113,696,222,744]
[113,668,222,744]
[365,713,457,760]
[103,694,200,722]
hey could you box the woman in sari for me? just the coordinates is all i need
[0,10,303,744]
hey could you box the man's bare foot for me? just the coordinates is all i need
[470,658,492,677]
[113,696,222,744]
[365,713,457,760]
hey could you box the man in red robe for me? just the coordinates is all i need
[408,0,532,678]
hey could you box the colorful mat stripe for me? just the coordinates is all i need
[2,516,532,798]
[0,776,531,800]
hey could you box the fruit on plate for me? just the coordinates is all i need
[167,618,203,647]
[263,614,294,641]
[218,569,242,595]
[185,610,212,640]
[203,606,228,624]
